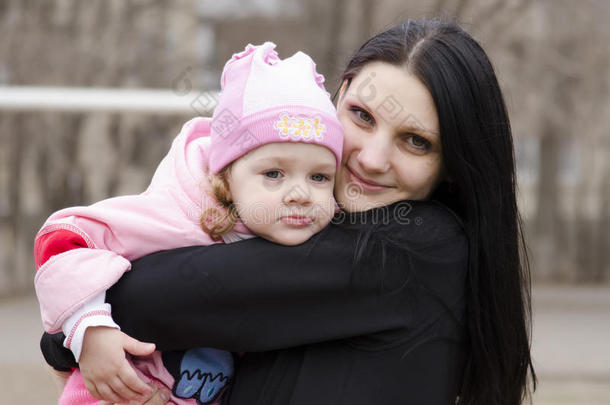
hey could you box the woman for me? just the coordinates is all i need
[43,19,536,404]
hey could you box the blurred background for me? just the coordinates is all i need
[0,0,608,403]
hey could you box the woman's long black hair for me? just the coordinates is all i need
[338,19,536,404]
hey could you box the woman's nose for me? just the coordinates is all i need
[356,136,391,173]
[282,183,312,206]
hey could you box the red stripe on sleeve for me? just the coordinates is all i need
[35,230,88,269]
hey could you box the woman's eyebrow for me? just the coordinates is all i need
[398,123,439,138]
[345,92,369,108]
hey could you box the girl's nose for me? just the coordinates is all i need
[282,183,312,206]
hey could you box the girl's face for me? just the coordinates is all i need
[226,142,337,246]
[334,61,444,212]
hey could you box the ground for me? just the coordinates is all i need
[1,285,609,404]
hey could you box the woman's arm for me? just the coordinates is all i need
[107,200,468,352]
[40,331,77,371]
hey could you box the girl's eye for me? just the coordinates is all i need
[310,173,329,182]
[263,170,282,179]
[349,106,374,125]
[403,134,431,151]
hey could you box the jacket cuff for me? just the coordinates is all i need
[62,293,120,362]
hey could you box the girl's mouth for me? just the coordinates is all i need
[280,215,313,227]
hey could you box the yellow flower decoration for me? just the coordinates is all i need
[274,114,326,141]
[313,118,326,140]
[275,115,291,136]
[293,118,313,139]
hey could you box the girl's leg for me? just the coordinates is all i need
[58,368,99,405]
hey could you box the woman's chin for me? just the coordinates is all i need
[335,192,396,213]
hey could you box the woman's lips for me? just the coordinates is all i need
[346,166,391,192]
[280,215,313,227]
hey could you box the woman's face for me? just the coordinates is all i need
[334,61,444,212]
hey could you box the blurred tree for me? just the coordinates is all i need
[0,0,608,295]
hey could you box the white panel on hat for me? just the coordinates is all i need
[241,51,334,116]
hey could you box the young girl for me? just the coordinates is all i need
[34,42,343,405]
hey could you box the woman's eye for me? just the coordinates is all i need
[358,110,373,123]
[404,134,431,151]
[350,107,374,125]
[311,173,329,182]
[263,170,282,179]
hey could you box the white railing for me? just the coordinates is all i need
[0,86,219,115]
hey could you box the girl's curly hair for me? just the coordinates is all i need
[200,165,239,241]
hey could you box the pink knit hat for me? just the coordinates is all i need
[208,42,343,174]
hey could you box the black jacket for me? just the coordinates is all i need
[41,200,468,405]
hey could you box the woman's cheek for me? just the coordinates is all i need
[339,120,361,152]
[418,159,444,196]
[397,159,436,197]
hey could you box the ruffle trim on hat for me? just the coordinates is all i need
[292,50,326,92]
[233,42,279,65]
[311,59,326,90]
[221,42,280,89]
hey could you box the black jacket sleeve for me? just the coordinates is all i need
[40,331,76,371]
[106,200,468,353]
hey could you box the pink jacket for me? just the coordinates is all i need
[34,117,251,405]
[35,117,250,332]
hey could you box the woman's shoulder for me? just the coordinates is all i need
[330,199,468,278]
[405,199,464,235]
[364,199,466,247]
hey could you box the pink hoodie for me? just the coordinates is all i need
[34,116,251,405]
[35,116,250,332]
